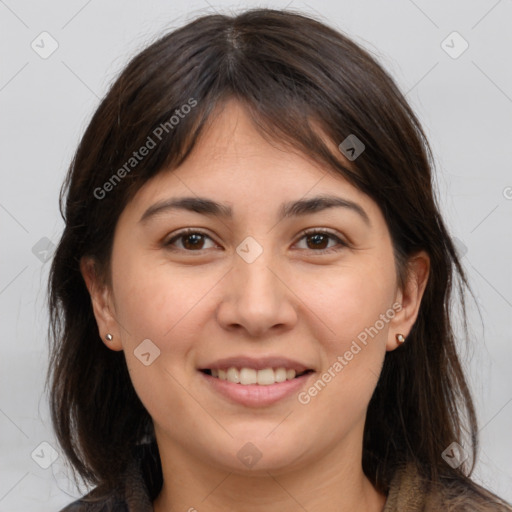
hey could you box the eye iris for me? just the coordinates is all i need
[307,233,329,250]
[176,232,336,251]
[183,233,204,250]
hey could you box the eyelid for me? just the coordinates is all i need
[164,228,221,250]
[293,227,350,253]
[163,227,349,253]
[295,227,347,242]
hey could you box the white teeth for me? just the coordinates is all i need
[210,367,301,385]
[256,368,274,385]
[274,368,287,383]
[240,368,257,385]
[226,367,240,383]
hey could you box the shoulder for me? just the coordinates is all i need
[384,463,512,512]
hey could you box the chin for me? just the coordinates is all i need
[204,436,310,475]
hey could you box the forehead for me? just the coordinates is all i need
[120,99,379,224]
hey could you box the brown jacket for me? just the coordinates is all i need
[60,444,512,511]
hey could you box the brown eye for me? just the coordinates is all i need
[181,233,206,250]
[295,229,348,254]
[165,230,217,251]
[305,233,330,250]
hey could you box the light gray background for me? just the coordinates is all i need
[1,0,511,510]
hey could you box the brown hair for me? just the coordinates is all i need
[47,7,510,507]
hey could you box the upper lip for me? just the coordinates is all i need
[198,356,314,373]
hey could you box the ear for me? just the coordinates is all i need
[386,250,430,351]
[80,256,123,351]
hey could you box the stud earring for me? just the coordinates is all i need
[396,333,405,344]
[105,333,113,341]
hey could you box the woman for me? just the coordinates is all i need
[47,8,512,511]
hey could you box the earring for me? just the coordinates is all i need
[396,333,405,344]
[105,333,113,341]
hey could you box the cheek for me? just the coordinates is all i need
[292,259,395,412]
[294,259,396,344]
[110,254,222,403]
[110,255,211,418]
[112,250,216,342]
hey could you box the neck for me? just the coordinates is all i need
[152,433,386,512]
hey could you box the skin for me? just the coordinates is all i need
[81,99,430,512]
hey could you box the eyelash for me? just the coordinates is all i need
[164,227,349,255]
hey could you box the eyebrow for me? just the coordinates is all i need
[139,194,371,227]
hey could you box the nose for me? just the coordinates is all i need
[216,249,298,338]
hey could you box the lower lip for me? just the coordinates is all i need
[199,371,314,407]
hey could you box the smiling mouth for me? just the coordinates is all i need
[199,368,314,386]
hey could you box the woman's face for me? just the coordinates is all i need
[84,99,428,476]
